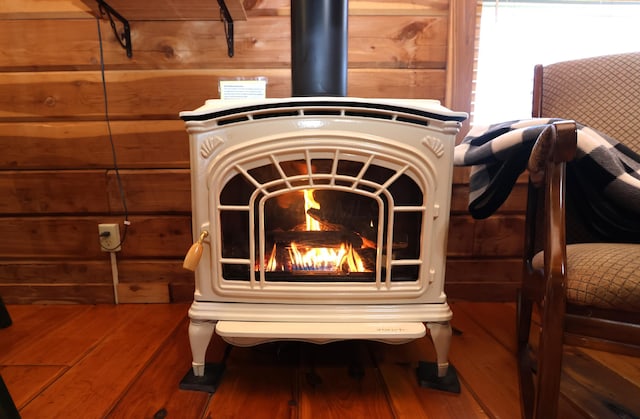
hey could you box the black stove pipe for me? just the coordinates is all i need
[291,0,348,97]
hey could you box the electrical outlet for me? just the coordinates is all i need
[98,223,121,252]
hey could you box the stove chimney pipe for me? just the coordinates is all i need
[291,0,348,97]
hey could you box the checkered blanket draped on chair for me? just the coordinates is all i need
[454,118,640,242]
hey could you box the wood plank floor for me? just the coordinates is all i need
[1,302,639,418]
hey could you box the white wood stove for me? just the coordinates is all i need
[179,97,467,392]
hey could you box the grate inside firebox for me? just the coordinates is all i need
[216,147,429,286]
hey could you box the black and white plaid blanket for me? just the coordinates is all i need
[454,118,640,242]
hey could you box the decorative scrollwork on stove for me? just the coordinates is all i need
[421,136,445,158]
[200,136,224,158]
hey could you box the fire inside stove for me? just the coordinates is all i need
[218,156,424,283]
[263,188,371,274]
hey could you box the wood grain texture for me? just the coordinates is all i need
[561,348,640,418]
[242,0,450,17]
[1,16,447,71]
[0,259,192,305]
[0,69,447,121]
[105,320,211,418]
[95,17,447,70]
[169,282,196,302]
[0,215,190,259]
[16,304,188,418]
[0,170,108,214]
[0,169,191,214]
[298,367,394,419]
[0,284,115,304]
[0,0,491,304]
[0,0,448,20]
[0,260,192,285]
[446,283,519,302]
[448,302,524,417]
[446,216,476,256]
[2,303,636,417]
[0,365,66,410]
[371,335,488,418]
[0,0,92,19]
[0,20,99,71]
[203,363,298,418]
[0,260,112,284]
[471,216,525,257]
[446,258,521,283]
[0,121,189,170]
[116,259,193,284]
[0,305,90,359]
[116,282,171,303]
[106,169,191,214]
[80,0,247,21]
[451,183,527,214]
[580,347,640,388]
[0,305,137,366]
[0,213,192,302]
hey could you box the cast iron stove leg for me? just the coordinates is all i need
[417,321,461,393]
[180,319,226,393]
[188,319,216,376]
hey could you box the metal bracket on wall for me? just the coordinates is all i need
[217,0,234,57]
[96,0,132,58]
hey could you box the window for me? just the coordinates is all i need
[473,1,640,125]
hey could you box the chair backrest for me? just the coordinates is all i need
[532,52,640,245]
[532,52,640,154]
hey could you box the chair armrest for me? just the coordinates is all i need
[541,121,577,281]
[523,121,577,290]
[527,121,577,186]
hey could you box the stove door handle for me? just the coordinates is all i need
[183,231,209,271]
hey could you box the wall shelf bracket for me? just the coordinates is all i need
[96,0,132,58]
[217,0,234,57]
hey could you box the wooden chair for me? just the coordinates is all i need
[0,296,12,329]
[517,52,640,419]
[0,297,20,418]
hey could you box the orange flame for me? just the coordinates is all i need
[304,189,320,231]
[264,189,369,273]
[266,243,278,271]
[288,242,365,272]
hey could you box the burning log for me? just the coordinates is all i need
[269,231,362,248]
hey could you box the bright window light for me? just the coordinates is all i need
[473,1,640,126]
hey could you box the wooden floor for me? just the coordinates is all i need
[1,302,639,418]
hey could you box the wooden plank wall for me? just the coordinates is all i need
[0,0,521,304]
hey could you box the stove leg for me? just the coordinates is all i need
[180,319,225,393]
[416,321,460,393]
[427,321,452,378]
[189,319,216,376]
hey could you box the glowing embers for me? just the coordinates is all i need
[289,242,365,272]
[264,189,373,274]
[266,241,365,273]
